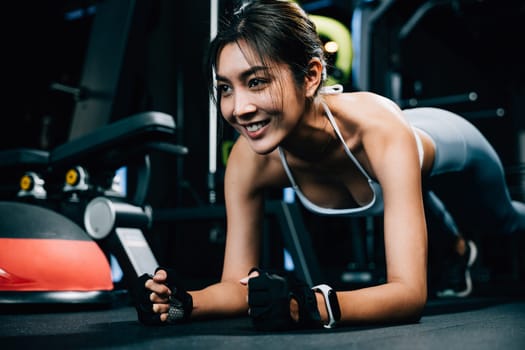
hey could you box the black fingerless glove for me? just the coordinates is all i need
[248,268,321,331]
[131,267,193,326]
[131,272,162,325]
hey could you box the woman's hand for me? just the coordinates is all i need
[239,268,260,286]
[144,269,172,321]
[132,268,193,325]
[240,268,321,331]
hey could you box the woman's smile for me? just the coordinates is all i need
[244,119,270,136]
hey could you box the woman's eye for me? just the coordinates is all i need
[248,78,266,89]
[217,84,232,95]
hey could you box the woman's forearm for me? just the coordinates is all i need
[189,280,249,319]
[333,281,427,325]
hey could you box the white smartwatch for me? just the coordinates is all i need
[312,284,341,328]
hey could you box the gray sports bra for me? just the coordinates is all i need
[278,85,424,217]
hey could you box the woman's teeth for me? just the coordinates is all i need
[246,121,267,132]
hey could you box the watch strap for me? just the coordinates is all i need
[312,284,340,328]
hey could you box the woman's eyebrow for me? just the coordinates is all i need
[216,66,269,82]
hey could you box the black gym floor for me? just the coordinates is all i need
[1,296,524,350]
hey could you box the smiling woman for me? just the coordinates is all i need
[132,0,525,330]
[215,41,314,155]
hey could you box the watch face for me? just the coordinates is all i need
[327,289,341,321]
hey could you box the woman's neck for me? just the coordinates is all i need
[280,99,336,162]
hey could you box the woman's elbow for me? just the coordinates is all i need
[405,289,427,323]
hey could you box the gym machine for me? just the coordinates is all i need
[0,111,187,304]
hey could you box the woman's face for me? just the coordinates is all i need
[216,41,307,155]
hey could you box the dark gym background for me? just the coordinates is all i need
[2,0,524,293]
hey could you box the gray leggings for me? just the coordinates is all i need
[403,107,525,236]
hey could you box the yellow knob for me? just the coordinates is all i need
[20,174,33,191]
[66,168,80,186]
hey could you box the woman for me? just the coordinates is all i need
[134,0,525,329]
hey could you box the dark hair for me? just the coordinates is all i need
[205,0,326,101]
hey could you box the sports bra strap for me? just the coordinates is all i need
[321,101,374,182]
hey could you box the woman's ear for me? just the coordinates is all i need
[304,58,324,98]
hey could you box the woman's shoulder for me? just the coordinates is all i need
[331,91,400,116]
[325,91,409,147]
[326,91,405,129]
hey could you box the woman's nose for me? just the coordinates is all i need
[233,91,257,118]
